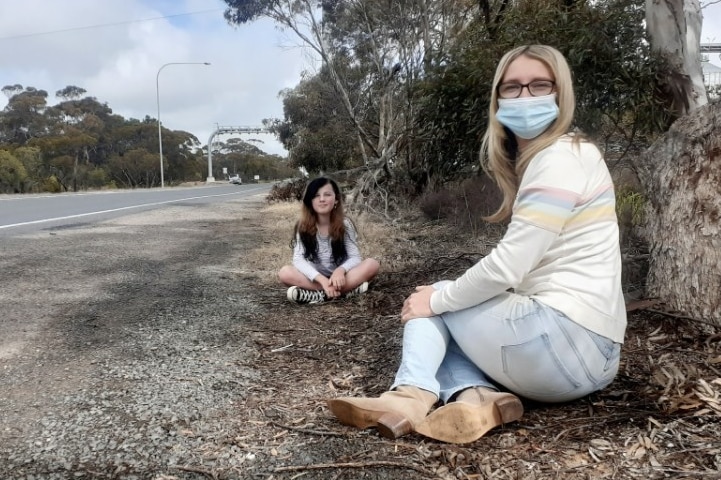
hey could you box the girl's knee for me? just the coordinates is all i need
[366,258,380,276]
[278,265,295,284]
[353,258,379,279]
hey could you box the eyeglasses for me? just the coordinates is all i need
[497,80,555,99]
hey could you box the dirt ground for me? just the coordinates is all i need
[1,192,720,479]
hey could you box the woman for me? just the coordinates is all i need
[326,45,626,443]
[278,177,380,304]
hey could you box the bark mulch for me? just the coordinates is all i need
[230,215,721,480]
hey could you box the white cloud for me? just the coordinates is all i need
[1,0,718,158]
[0,0,314,156]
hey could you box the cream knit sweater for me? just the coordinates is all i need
[430,136,627,343]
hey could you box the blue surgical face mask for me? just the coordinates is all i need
[496,94,559,139]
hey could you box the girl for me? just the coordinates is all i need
[326,45,626,443]
[278,177,380,304]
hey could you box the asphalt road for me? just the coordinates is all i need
[0,183,272,237]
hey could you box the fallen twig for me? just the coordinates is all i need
[269,420,346,437]
[171,465,217,479]
[646,309,719,330]
[274,460,435,477]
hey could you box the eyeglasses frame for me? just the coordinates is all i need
[497,80,556,99]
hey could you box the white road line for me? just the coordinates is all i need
[0,191,255,230]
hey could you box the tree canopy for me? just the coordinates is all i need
[224,0,696,194]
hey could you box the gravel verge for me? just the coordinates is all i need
[1,195,267,478]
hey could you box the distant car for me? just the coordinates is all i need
[229,175,242,185]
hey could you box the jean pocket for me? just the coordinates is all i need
[587,330,621,373]
[501,334,581,399]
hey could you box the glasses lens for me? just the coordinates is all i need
[529,81,554,96]
[498,84,521,98]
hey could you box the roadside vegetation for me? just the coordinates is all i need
[0,85,296,192]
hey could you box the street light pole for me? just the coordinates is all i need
[156,62,210,188]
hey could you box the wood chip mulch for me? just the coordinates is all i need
[229,217,721,479]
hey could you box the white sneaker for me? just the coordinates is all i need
[287,286,326,304]
[346,281,369,298]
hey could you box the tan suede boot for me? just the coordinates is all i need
[326,386,438,439]
[415,387,523,443]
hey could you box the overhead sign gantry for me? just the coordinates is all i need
[206,125,268,183]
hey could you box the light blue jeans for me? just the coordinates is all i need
[391,282,621,403]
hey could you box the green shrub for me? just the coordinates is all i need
[42,175,62,193]
[616,187,645,226]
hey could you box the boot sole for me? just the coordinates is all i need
[415,396,523,444]
[326,399,413,439]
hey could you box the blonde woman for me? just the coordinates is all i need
[327,45,626,443]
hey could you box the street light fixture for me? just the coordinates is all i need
[156,62,210,188]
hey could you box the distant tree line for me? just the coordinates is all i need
[0,85,297,193]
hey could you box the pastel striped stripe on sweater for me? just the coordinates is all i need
[514,183,616,234]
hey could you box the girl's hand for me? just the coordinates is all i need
[319,276,341,298]
[329,268,347,289]
[401,286,434,324]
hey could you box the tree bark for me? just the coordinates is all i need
[635,101,721,322]
[646,0,708,114]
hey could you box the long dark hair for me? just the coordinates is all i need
[290,177,349,265]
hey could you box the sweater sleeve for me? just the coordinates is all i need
[430,145,586,314]
[430,221,558,314]
[292,234,322,282]
[339,220,362,272]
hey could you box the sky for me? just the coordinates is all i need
[0,0,719,158]
[702,1,721,44]
[0,0,318,156]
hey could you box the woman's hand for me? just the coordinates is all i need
[401,285,435,324]
[329,268,347,290]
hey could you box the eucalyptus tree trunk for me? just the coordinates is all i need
[635,102,721,322]
[645,0,708,114]
[635,0,720,322]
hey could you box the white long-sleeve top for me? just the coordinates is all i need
[293,218,363,282]
[430,136,627,343]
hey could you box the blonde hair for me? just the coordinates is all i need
[481,45,576,222]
